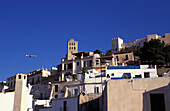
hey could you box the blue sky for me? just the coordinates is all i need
[0,0,170,81]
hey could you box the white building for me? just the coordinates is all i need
[0,74,33,111]
[106,65,157,79]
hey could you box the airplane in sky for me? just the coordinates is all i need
[26,54,37,57]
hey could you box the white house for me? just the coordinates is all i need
[106,65,157,79]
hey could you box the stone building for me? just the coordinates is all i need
[107,33,170,54]
[103,77,170,111]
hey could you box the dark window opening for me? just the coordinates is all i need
[150,93,165,111]
[94,87,99,94]
[63,101,67,111]
[67,63,72,69]
[107,74,110,78]
[144,72,150,78]
[123,73,131,79]
[74,89,78,95]
[77,62,79,66]
[18,75,21,79]
[111,73,114,76]
[55,85,58,92]
[64,64,67,70]
[96,60,99,65]
[55,94,58,98]
[84,61,86,67]
[116,56,119,61]
[89,60,92,66]
[135,75,142,77]
[32,78,34,85]
[125,55,129,60]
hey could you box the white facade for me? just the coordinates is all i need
[106,65,157,79]
[0,74,33,111]
[0,92,15,111]
[111,37,123,53]
[40,97,78,111]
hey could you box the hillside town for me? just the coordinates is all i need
[0,33,170,111]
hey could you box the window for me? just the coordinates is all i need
[67,63,72,69]
[69,47,71,49]
[18,75,21,79]
[94,87,99,94]
[84,61,86,67]
[55,94,58,98]
[135,75,142,78]
[150,94,165,111]
[24,76,26,79]
[107,74,110,78]
[69,43,71,45]
[74,43,75,45]
[96,60,99,65]
[32,78,34,85]
[55,85,58,92]
[72,43,73,45]
[125,55,129,60]
[89,60,92,66]
[74,89,78,95]
[63,101,67,111]
[64,64,67,70]
[111,73,114,76]
[144,72,150,78]
[116,56,119,61]
[77,62,79,66]
[74,47,76,50]
[123,73,131,79]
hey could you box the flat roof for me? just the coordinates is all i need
[107,66,140,69]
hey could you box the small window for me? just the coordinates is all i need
[111,73,114,76]
[116,56,119,61]
[63,101,67,111]
[24,76,26,79]
[72,43,73,45]
[125,55,129,60]
[84,61,86,67]
[107,74,110,78]
[69,43,71,45]
[77,62,79,66]
[144,72,150,78]
[74,89,78,95]
[74,47,76,50]
[135,75,142,78]
[18,75,21,79]
[55,94,58,98]
[123,73,131,79]
[55,85,58,92]
[94,87,99,94]
[74,43,75,45]
[69,47,71,49]
[96,60,99,65]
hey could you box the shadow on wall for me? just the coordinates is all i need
[78,93,102,111]
[143,83,170,111]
